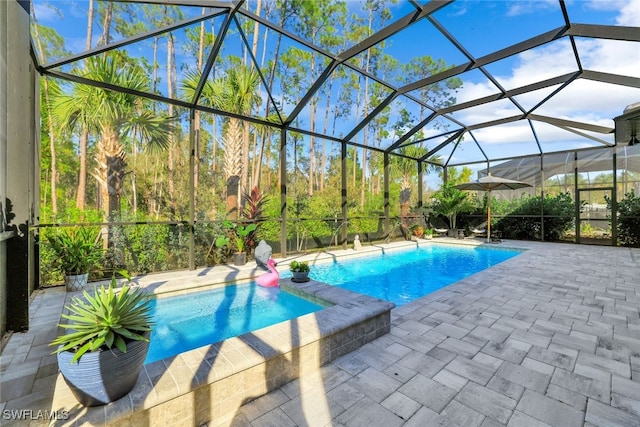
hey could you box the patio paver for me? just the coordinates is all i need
[1,239,640,426]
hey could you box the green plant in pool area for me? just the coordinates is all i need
[433,182,473,230]
[289,260,310,273]
[223,220,258,253]
[606,190,640,247]
[241,186,269,251]
[46,226,103,275]
[493,193,577,241]
[50,272,153,363]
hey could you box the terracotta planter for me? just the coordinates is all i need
[57,336,150,407]
[64,273,88,292]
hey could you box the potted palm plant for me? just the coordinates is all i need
[50,272,153,407]
[289,260,310,282]
[46,226,103,291]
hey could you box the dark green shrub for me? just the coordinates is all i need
[45,226,103,275]
[607,190,640,247]
[494,193,577,241]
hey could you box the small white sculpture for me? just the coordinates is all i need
[353,234,362,251]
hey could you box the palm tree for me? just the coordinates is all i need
[182,65,261,218]
[52,53,172,221]
[433,181,472,230]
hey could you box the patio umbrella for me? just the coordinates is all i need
[454,174,532,242]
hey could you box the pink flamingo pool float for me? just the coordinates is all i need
[256,258,279,288]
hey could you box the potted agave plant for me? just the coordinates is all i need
[289,260,310,282]
[50,272,153,407]
[46,226,103,291]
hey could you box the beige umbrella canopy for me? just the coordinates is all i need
[454,174,532,242]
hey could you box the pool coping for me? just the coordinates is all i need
[49,277,395,425]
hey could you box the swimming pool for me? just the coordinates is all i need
[146,243,520,363]
[145,284,324,364]
[310,244,521,306]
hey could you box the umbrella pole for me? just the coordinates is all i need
[487,191,491,243]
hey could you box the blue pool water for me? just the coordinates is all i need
[145,284,323,364]
[146,244,520,363]
[310,244,521,307]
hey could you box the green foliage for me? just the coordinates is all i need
[102,213,176,274]
[50,272,153,363]
[289,260,310,273]
[223,220,258,253]
[494,193,577,240]
[45,226,103,275]
[433,182,472,229]
[607,190,640,247]
[241,186,269,251]
[36,2,464,266]
[348,216,380,235]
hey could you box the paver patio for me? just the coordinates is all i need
[1,239,639,426]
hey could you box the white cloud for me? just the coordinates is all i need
[451,0,640,149]
[33,3,61,22]
[615,0,640,25]
[507,0,558,17]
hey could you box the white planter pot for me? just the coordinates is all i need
[65,273,89,292]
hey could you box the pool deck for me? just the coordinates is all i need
[1,238,640,426]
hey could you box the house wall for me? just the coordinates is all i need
[2,0,38,337]
[0,0,8,338]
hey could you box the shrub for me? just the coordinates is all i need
[494,193,577,240]
[45,226,103,275]
[289,260,310,272]
[607,190,640,247]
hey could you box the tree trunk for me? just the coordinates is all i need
[320,72,336,193]
[166,26,177,218]
[44,79,58,215]
[86,0,94,50]
[76,128,88,210]
[98,1,113,47]
[252,18,271,189]
[76,0,94,210]
[240,120,250,212]
[361,8,374,209]
[251,0,262,58]
[95,127,126,220]
[193,7,206,216]
[224,119,243,219]
[400,177,411,218]
[31,3,58,214]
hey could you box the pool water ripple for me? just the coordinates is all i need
[310,244,521,306]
